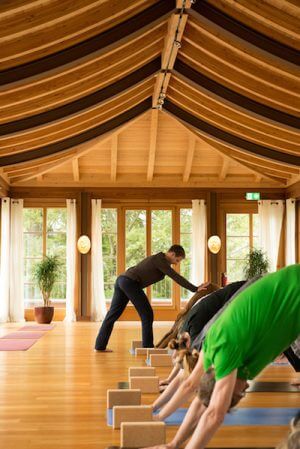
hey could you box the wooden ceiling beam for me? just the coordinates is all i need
[72,158,80,182]
[219,157,230,181]
[111,135,118,182]
[183,134,195,182]
[152,1,190,108]
[147,109,159,181]
[9,110,147,184]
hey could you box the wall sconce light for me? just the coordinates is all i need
[77,235,91,254]
[208,235,221,254]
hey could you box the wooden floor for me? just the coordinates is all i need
[0,322,299,449]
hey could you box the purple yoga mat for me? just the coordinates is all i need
[0,339,38,351]
[1,331,45,339]
[19,324,55,331]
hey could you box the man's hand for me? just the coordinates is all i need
[152,413,161,421]
[197,282,210,292]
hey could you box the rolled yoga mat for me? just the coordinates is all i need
[247,382,299,393]
[107,407,299,427]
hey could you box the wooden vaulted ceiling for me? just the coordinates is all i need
[0,0,299,189]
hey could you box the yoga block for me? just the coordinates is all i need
[131,341,143,351]
[135,347,151,356]
[107,389,141,409]
[113,405,153,429]
[121,422,166,448]
[129,376,159,393]
[147,348,168,357]
[149,354,173,367]
[129,367,156,377]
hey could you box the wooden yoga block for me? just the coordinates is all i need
[146,348,168,357]
[149,353,173,367]
[129,376,159,393]
[128,367,156,377]
[121,422,166,448]
[135,347,151,356]
[113,405,153,429]
[131,340,143,351]
[107,389,141,409]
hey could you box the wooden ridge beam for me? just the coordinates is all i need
[147,109,159,181]
[152,1,190,108]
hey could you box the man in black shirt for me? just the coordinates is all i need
[95,245,206,351]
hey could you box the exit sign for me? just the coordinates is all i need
[246,192,260,200]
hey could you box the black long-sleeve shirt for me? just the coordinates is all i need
[123,252,197,292]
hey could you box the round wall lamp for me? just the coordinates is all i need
[208,235,221,254]
[77,235,91,254]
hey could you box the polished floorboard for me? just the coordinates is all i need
[0,322,298,449]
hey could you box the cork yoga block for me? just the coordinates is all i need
[135,347,151,356]
[129,376,159,393]
[131,341,143,351]
[113,405,153,429]
[107,389,141,409]
[149,354,173,367]
[120,422,166,448]
[128,367,156,377]
[146,348,169,357]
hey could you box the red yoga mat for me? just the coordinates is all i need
[0,339,38,351]
[1,331,45,339]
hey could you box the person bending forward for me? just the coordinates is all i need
[95,245,207,351]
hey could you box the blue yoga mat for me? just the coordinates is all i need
[129,349,135,355]
[107,407,298,427]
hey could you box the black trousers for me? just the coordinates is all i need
[284,347,300,372]
[95,275,154,350]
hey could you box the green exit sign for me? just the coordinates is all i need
[246,192,260,200]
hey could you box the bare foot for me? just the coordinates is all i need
[94,348,113,353]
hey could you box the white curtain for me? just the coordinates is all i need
[285,198,296,266]
[258,200,284,272]
[91,199,107,321]
[191,199,207,285]
[64,199,77,323]
[0,198,10,322]
[10,199,25,322]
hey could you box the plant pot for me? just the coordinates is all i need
[34,306,54,324]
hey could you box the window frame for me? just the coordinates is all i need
[23,205,67,308]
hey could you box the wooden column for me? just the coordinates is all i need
[80,192,91,318]
[208,192,218,284]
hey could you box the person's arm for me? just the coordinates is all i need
[155,258,198,292]
[159,363,181,386]
[176,370,237,449]
[154,351,204,420]
[153,369,185,412]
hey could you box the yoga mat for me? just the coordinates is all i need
[19,324,55,331]
[117,381,129,389]
[107,407,299,427]
[247,382,299,393]
[105,447,274,449]
[1,331,45,339]
[0,339,38,351]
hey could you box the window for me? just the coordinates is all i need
[151,210,172,303]
[23,208,67,306]
[180,208,192,303]
[226,213,259,282]
[125,210,147,269]
[101,208,117,300]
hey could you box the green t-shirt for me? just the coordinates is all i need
[203,264,300,380]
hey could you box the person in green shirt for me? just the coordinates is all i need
[146,264,300,449]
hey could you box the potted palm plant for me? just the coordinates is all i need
[243,248,269,279]
[33,255,61,324]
